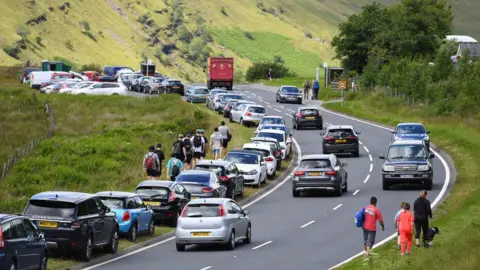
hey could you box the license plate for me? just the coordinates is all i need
[191,196,199,200]
[144,201,161,206]
[305,116,315,119]
[191,232,211,237]
[173,86,179,88]
[39,221,58,228]
[253,120,259,124]
[199,95,206,98]
[400,175,414,178]
[335,139,347,143]
[308,172,322,176]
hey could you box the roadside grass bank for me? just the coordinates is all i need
[323,92,480,270]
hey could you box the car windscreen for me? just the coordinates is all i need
[258,132,284,143]
[282,87,299,93]
[221,95,243,101]
[243,148,269,157]
[184,204,222,218]
[387,145,427,160]
[176,173,210,184]
[169,80,182,85]
[135,187,170,198]
[248,107,266,113]
[211,91,227,96]
[300,109,319,116]
[261,118,284,125]
[262,126,287,133]
[225,153,259,164]
[193,165,225,175]
[24,200,76,218]
[327,129,354,137]
[396,125,426,134]
[100,197,126,209]
[194,88,209,94]
[300,159,331,169]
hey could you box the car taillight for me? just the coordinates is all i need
[180,206,188,217]
[71,221,81,229]
[264,114,268,116]
[274,150,281,156]
[348,136,357,140]
[0,226,5,248]
[122,211,131,221]
[219,205,225,216]
[201,187,214,193]
[219,176,231,182]
[264,157,274,162]
[294,171,305,176]
[245,112,252,116]
[324,136,334,141]
[225,105,230,110]
[297,112,302,118]
[325,170,337,176]
[168,192,176,202]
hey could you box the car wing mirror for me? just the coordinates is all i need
[429,153,435,159]
[38,232,45,240]
[241,210,249,216]
[426,130,430,134]
[391,131,395,134]
[146,204,152,210]
[356,131,361,135]
[342,163,348,167]
[319,131,325,136]
[379,155,385,159]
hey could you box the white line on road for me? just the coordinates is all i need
[333,204,343,211]
[369,164,373,172]
[252,241,273,250]
[274,109,281,112]
[359,141,363,145]
[267,105,272,108]
[353,189,360,196]
[300,220,315,228]
[284,113,293,117]
[287,109,295,113]
[200,267,212,270]
[363,175,370,184]
[279,106,284,108]
[369,155,373,162]
[265,102,270,105]
[363,146,369,153]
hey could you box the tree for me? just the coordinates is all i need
[177,25,192,42]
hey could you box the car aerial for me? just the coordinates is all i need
[0,214,48,270]
[255,116,286,134]
[276,85,302,104]
[292,154,348,197]
[72,82,128,96]
[249,137,283,168]
[135,180,190,227]
[175,170,228,199]
[22,191,119,262]
[392,123,430,151]
[175,198,251,251]
[222,99,241,118]
[292,107,323,130]
[242,143,278,179]
[224,150,267,187]
[206,89,229,109]
[230,104,267,127]
[320,125,361,157]
[186,86,210,103]
[194,160,245,199]
[379,140,435,190]
[96,191,155,241]
[161,79,185,95]
[256,129,291,159]
[215,93,245,113]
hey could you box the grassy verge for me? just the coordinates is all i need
[323,92,480,270]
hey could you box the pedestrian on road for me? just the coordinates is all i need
[166,153,183,181]
[143,146,160,180]
[154,144,165,178]
[397,202,414,256]
[218,121,231,158]
[362,196,385,256]
[200,129,209,159]
[183,133,193,170]
[312,80,320,100]
[210,127,223,160]
[414,190,433,247]
[268,68,273,80]
[395,201,406,249]
[303,80,311,100]
[172,134,187,164]
[190,129,206,167]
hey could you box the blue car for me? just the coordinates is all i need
[392,123,430,150]
[96,191,155,241]
[186,86,210,103]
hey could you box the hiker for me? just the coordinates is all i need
[190,129,206,167]
[172,134,187,165]
[312,79,320,100]
[218,121,231,158]
[362,196,385,256]
[414,191,433,248]
[199,129,209,159]
[166,153,183,181]
[268,68,273,80]
[210,127,223,160]
[154,144,165,178]
[394,202,406,249]
[397,202,414,256]
[303,80,311,100]
[183,133,193,170]
[352,78,357,92]
[143,146,160,180]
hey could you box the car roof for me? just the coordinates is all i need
[391,140,426,146]
[30,191,95,203]
[251,137,279,143]
[262,115,283,119]
[136,180,175,189]
[280,85,298,88]
[227,150,262,156]
[243,143,270,150]
[301,154,332,160]
[178,170,213,176]
[188,198,231,204]
[195,160,232,167]
[257,129,285,134]
[396,123,425,127]
[96,191,138,198]
[0,214,20,223]
[299,106,319,111]
[246,104,265,108]
[262,124,287,128]
[327,125,354,130]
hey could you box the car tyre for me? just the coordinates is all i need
[292,188,300,197]
[297,99,302,104]
[425,179,433,190]
[226,231,236,250]
[268,170,275,180]
[353,149,360,157]
[176,243,186,252]
[148,219,156,236]
[104,227,119,254]
[335,185,343,197]
[382,180,390,190]
[78,235,93,262]
[230,185,236,199]
[39,252,48,270]
[9,261,16,270]
[170,210,180,227]
[243,224,252,244]
[342,179,348,193]
[128,222,138,241]
[256,176,261,188]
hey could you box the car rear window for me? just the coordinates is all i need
[221,95,243,101]
[258,132,284,143]
[99,197,125,209]
[135,187,170,198]
[300,159,331,169]
[194,165,225,175]
[176,173,210,183]
[243,148,270,157]
[195,88,209,94]
[225,153,259,164]
[24,200,76,218]
[184,204,222,218]
[301,109,319,116]
[169,81,182,85]
[262,126,287,133]
[261,118,283,125]
[248,107,265,113]
[327,129,354,137]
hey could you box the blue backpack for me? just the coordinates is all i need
[355,207,366,228]
[313,80,320,89]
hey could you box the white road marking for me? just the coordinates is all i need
[200,267,212,270]
[300,220,315,228]
[267,105,272,108]
[363,146,369,153]
[284,113,293,117]
[274,109,281,112]
[287,109,295,113]
[333,204,343,211]
[279,106,284,108]
[359,141,363,145]
[363,175,370,184]
[246,95,251,98]
[353,189,360,196]
[265,102,270,105]
[369,155,373,162]
[369,164,373,172]
[252,240,273,250]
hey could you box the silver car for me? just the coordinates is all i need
[207,89,229,109]
[230,104,267,127]
[175,198,252,251]
[213,93,244,112]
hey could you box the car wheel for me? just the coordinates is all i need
[243,224,252,244]
[230,186,236,199]
[170,210,180,227]
[354,149,360,157]
[335,185,343,197]
[382,180,390,190]
[229,115,234,123]
[226,231,236,250]
[9,261,16,270]
[256,176,261,188]
[78,235,93,262]
[239,183,244,197]
[297,124,302,130]
[323,147,329,154]
[268,171,275,180]
[128,222,138,241]
[425,179,433,190]
[104,227,119,254]
[342,179,348,193]
[176,243,186,251]
[298,99,302,104]
[39,252,48,270]
[292,189,300,197]
[148,219,156,236]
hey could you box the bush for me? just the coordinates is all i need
[177,25,192,42]
[35,36,44,47]
[244,31,254,40]
[220,6,228,16]
[79,21,90,32]
[65,40,74,51]
[3,45,20,59]
[80,63,102,72]
[246,61,295,81]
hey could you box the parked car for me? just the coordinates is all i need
[320,125,361,157]
[257,124,292,138]
[276,85,302,104]
[135,180,190,227]
[206,89,229,108]
[72,82,128,96]
[98,76,118,82]
[124,73,144,91]
[292,154,348,197]
[242,143,278,179]
[224,150,267,187]
[60,81,96,94]
[175,198,251,251]
[161,79,184,95]
[0,214,48,270]
[249,137,283,168]
[256,129,291,159]
[23,191,119,262]
[230,104,266,127]
[255,116,286,134]
[103,66,133,77]
[81,71,101,81]
[391,123,430,151]
[20,67,40,83]
[223,99,241,118]
[194,160,245,199]
[186,86,210,103]
[292,107,323,130]
[379,140,434,190]
[215,93,245,113]
[175,170,228,199]
[137,76,153,93]
[96,191,155,241]
[228,100,255,118]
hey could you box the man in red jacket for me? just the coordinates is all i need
[363,196,385,256]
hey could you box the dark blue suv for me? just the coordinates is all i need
[0,214,48,270]
[392,123,430,151]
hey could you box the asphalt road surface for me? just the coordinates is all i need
[89,85,451,270]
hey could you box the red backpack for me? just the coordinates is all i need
[145,154,155,169]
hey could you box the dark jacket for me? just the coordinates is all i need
[413,197,432,221]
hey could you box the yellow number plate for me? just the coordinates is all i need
[335,139,347,143]
[39,221,58,228]
[308,172,323,176]
[144,201,161,206]
[305,116,315,119]
[191,232,211,237]
[191,196,199,200]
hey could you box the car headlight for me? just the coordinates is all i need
[394,135,402,140]
[418,165,430,171]
[245,170,257,175]
[383,165,395,172]
[423,136,430,141]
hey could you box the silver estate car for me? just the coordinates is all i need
[175,198,252,251]
[230,104,267,127]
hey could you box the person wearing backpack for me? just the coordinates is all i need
[154,144,165,178]
[199,129,209,158]
[166,153,184,181]
[303,80,311,100]
[312,79,320,100]
[172,134,187,163]
[183,133,193,170]
[362,196,385,256]
[218,121,231,158]
[143,146,160,180]
[190,129,205,167]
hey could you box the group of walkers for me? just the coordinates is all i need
[358,191,434,257]
[302,79,320,100]
[142,121,231,181]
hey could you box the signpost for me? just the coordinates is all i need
[339,80,347,106]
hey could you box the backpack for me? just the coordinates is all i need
[173,141,182,155]
[313,80,320,89]
[193,135,202,147]
[183,138,192,152]
[145,154,155,169]
[171,159,180,177]
[227,130,232,142]
[355,207,366,228]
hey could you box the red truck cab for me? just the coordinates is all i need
[207,57,234,90]
[81,71,101,81]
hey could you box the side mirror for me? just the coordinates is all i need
[186,192,191,199]
[379,155,385,159]
[38,232,45,240]
[241,210,249,216]
[260,161,266,166]
[391,131,395,134]
[105,207,111,213]
[429,153,435,159]
[294,162,299,167]
[356,131,361,135]
[426,130,430,134]
[319,131,325,136]
[146,204,152,210]
[342,163,348,167]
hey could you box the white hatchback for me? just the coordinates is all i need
[230,104,267,127]
[72,82,128,96]
[242,143,278,179]
[256,129,291,159]
[224,150,267,187]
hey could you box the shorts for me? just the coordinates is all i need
[222,140,229,148]
[176,153,185,161]
[170,176,176,181]
[363,229,376,248]
[146,169,157,177]
[213,149,220,155]
[156,170,162,177]
[193,152,202,159]
[185,154,192,164]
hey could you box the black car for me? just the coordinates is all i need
[194,160,245,199]
[162,79,185,96]
[380,140,434,190]
[23,191,119,262]
[292,107,323,130]
[0,214,48,270]
[135,180,190,227]
[98,76,117,82]
[276,85,302,104]
[321,125,361,157]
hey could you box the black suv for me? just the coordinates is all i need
[0,214,48,270]
[292,107,323,130]
[23,191,119,262]
[321,125,361,157]
[194,160,245,199]
[379,140,434,190]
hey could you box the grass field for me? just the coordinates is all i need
[324,91,480,270]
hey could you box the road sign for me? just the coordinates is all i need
[339,80,347,89]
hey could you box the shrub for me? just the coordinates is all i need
[304,30,312,39]
[79,21,90,32]
[177,25,192,42]
[246,61,295,81]
[220,6,228,16]
[244,31,254,40]
[35,36,44,47]
[65,40,74,50]
[3,45,20,59]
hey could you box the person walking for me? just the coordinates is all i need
[210,127,223,160]
[312,79,320,100]
[362,196,385,256]
[303,79,311,100]
[190,129,205,167]
[414,191,433,247]
[268,68,273,80]
[143,146,160,180]
[394,202,406,249]
[166,153,184,181]
[183,133,193,170]
[172,134,187,164]
[199,129,209,159]
[154,144,165,179]
[218,121,231,158]
[397,202,415,256]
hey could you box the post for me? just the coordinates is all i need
[341,88,344,106]
[316,67,320,81]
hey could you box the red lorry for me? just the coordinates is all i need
[207,57,234,90]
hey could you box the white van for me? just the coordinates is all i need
[29,71,55,89]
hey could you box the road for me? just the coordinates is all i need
[88,85,451,270]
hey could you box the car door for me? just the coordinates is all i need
[9,218,34,269]
[211,173,227,198]
[96,197,116,242]
[23,218,44,268]
[231,104,242,122]
[175,184,190,209]
[228,164,241,195]
[258,155,267,179]
[230,201,248,237]
[225,201,242,234]
[133,196,149,232]
[336,157,347,185]
[85,199,106,244]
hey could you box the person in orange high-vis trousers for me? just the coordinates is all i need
[397,202,415,256]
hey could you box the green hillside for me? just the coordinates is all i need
[0,0,477,81]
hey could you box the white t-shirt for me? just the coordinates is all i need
[210,132,223,150]
[190,135,206,153]
[218,125,229,140]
